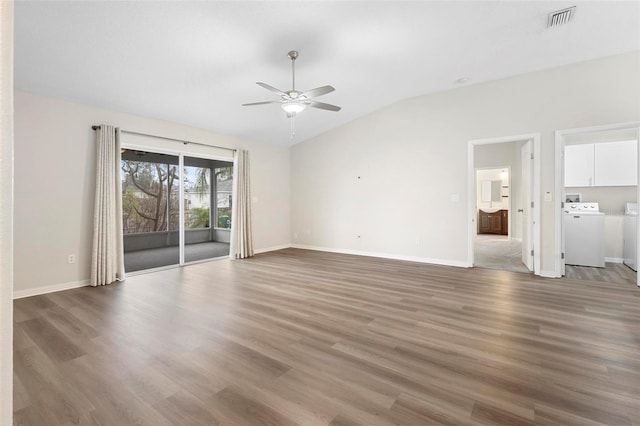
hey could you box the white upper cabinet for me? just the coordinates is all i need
[594,140,638,186]
[565,140,638,187]
[565,144,595,187]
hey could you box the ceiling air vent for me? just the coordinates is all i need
[547,6,576,27]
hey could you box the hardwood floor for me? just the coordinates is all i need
[13,248,640,425]
[566,262,637,286]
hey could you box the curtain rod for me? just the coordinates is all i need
[91,125,237,152]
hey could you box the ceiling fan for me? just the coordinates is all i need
[242,50,341,137]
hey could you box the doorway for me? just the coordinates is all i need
[468,133,541,275]
[474,166,526,272]
[554,122,640,287]
[120,148,233,273]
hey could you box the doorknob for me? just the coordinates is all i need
[517,209,524,213]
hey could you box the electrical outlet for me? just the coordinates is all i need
[68,254,76,264]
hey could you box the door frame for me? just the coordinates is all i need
[554,121,640,286]
[467,133,541,275]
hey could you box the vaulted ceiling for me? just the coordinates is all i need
[14,1,640,146]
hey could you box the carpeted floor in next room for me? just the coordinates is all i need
[474,234,530,273]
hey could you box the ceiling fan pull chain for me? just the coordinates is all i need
[290,114,295,138]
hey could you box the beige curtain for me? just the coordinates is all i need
[90,125,125,286]
[230,149,254,259]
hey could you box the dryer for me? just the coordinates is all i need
[564,202,605,268]
[623,202,637,271]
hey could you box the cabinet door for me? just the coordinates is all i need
[501,210,508,235]
[564,144,594,187]
[478,211,502,234]
[489,214,502,234]
[594,140,638,186]
[478,211,491,233]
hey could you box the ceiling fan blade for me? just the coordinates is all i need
[307,101,341,112]
[242,101,278,106]
[256,82,286,95]
[301,85,335,98]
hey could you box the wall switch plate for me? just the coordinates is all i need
[450,194,460,202]
[68,254,75,264]
[544,192,552,202]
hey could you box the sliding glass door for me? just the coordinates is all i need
[121,149,233,273]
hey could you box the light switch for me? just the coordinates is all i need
[544,192,552,202]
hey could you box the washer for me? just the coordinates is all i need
[623,202,637,272]
[564,202,605,268]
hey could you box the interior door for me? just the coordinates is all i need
[521,140,533,270]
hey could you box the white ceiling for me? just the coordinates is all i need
[15,1,640,146]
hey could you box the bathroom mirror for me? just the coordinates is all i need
[481,180,502,202]
[491,180,502,202]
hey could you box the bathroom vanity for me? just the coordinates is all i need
[478,209,508,235]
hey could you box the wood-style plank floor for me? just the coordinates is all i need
[13,248,640,425]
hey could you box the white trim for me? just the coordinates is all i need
[605,257,623,264]
[554,121,640,279]
[539,270,557,278]
[13,280,91,299]
[254,244,292,254]
[468,133,541,275]
[183,255,229,266]
[125,264,179,276]
[291,244,470,268]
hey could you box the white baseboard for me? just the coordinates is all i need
[13,279,91,299]
[290,244,469,268]
[254,244,292,254]
[605,257,623,263]
[540,270,558,278]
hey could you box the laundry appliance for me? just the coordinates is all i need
[564,202,605,268]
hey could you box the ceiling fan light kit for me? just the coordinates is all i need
[243,50,341,139]
[281,101,306,114]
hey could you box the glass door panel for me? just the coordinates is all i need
[183,156,232,263]
[121,150,180,272]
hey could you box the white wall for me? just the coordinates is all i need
[291,52,640,273]
[14,91,290,296]
[603,215,625,261]
[0,1,14,423]
[565,186,636,215]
